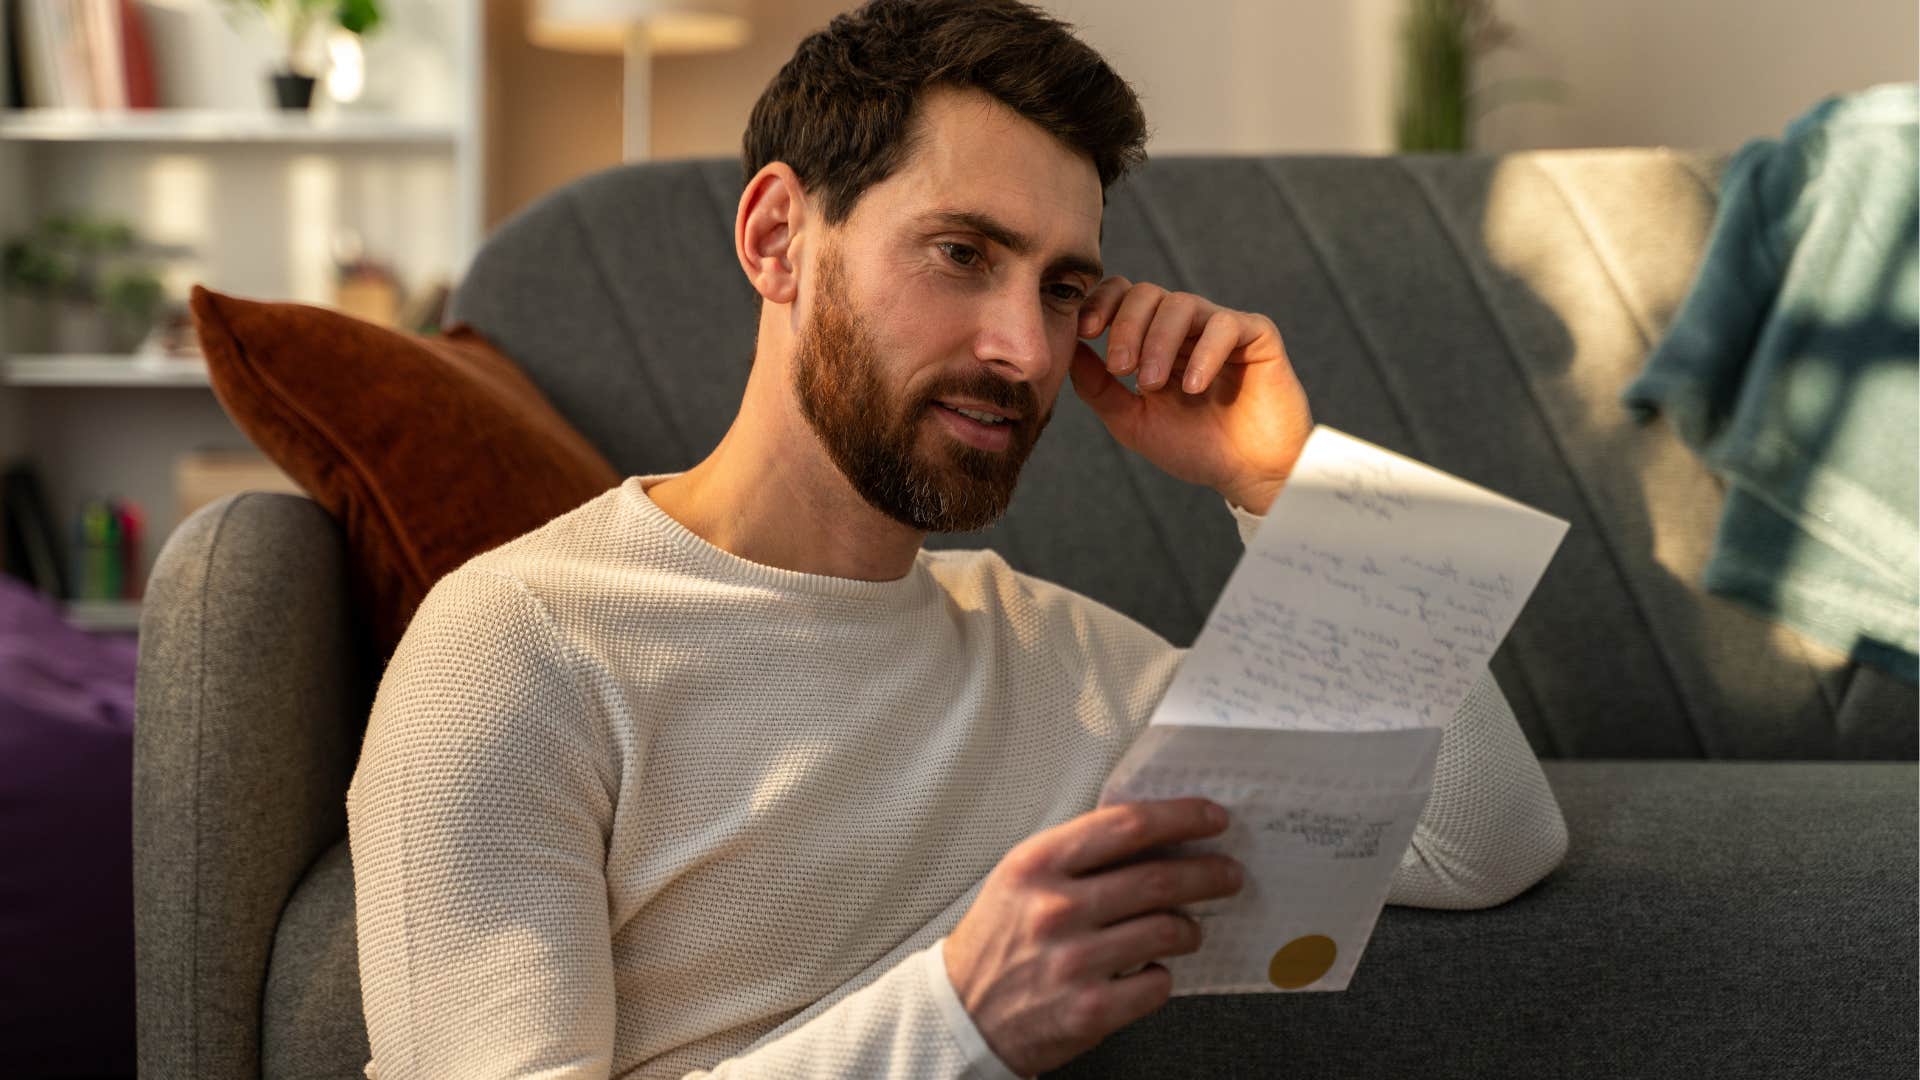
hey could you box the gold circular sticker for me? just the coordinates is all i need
[1268,934,1337,989]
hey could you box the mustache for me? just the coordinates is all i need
[915,375,1042,420]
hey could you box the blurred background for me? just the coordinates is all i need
[0,0,1914,633]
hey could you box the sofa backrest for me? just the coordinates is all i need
[446,151,1916,761]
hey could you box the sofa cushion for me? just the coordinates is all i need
[188,285,622,665]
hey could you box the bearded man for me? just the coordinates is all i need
[346,2,1569,1077]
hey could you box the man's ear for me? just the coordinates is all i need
[737,162,806,305]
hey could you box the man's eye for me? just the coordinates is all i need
[1047,283,1087,303]
[937,242,981,267]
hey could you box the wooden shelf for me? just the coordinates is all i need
[64,599,143,632]
[0,108,461,146]
[4,354,210,387]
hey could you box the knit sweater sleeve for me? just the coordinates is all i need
[347,568,620,1080]
[347,567,1022,1080]
[1386,666,1569,908]
[1223,497,1570,910]
[677,937,1023,1080]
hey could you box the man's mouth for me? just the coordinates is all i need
[929,400,1017,450]
[933,401,1015,425]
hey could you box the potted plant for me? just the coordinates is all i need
[216,0,385,110]
[1394,0,1566,152]
[2,216,170,355]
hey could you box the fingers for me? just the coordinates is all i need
[1054,961,1176,1059]
[1101,282,1168,380]
[1076,853,1244,928]
[1084,280,1254,395]
[1082,277,1292,398]
[1103,961,1175,1028]
[1068,343,1144,446]
[1070,912,1203,980]
[1135,293,1213,391]
[1077,275,1133,341]
[1179,310,1251,394]
[1043,798,1228,877]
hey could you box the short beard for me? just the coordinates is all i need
[792,244,1052,533]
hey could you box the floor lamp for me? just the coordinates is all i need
[528,0,752,161]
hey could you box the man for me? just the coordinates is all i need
[345,2,1569,1078]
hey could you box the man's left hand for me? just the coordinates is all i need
[1067,277,1312,516]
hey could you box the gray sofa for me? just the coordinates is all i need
[134,151,1918,1079]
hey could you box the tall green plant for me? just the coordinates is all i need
[1394,0,1563,152]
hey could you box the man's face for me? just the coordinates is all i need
[788,87,1105,533]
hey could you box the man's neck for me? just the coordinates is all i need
[645,376,929,583]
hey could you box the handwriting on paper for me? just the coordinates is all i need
[1162,426,1569,733]
[1194,548,1514,728]
[1326,456,1414,523]
[1264,807,1393,859]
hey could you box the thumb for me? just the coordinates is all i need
[1069,343,1143,446]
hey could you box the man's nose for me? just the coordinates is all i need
[973,283,1055,383]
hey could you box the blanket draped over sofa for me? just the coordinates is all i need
[1623,82,1919,683]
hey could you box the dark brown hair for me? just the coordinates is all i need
[742,0,1149,224]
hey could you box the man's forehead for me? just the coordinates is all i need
[864,88,1104,266]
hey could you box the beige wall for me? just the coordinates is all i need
[649,0,1401,158]
[1474,0,1918,152]
[484,0,623,229]
[487,0,1918,228]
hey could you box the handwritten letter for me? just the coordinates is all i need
[1100,426,1568,994]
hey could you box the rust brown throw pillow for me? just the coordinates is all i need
[188,284,621,665]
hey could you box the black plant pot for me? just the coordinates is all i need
[270,71,317,111]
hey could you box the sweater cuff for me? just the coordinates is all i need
[927,937,1026,1080]
[1226,496,1266,546]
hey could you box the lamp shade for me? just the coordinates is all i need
[529,0,751,55]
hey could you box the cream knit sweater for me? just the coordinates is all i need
[346,473,1568,1080]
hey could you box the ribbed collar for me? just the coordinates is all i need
[620,473,939,607]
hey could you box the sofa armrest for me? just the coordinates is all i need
[133,492,375,1080]
[1047,760,1918,1079]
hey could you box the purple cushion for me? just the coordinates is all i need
[0,573,137,1077]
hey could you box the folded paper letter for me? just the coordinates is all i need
[1099,425,1569,994]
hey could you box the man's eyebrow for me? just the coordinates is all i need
[918,208,1104,281]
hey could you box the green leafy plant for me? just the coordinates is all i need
[2,214,169,346]
[217,0,386,75]
[1394,0,1567,152]
[101,268,166,327]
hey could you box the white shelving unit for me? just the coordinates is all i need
[5,353,212,387]
[64,598,145,632]
[0,0,486,634]
[0,107,463,144]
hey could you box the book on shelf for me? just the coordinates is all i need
[1,459,71,601]
[1,0,21,108]
[118,0,154,107]
[5,0,156,110]
[71,493,144,601]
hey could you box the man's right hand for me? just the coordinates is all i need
[941,798,1244,1077]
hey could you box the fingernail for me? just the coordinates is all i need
[1184,371,1202,393]
[1207,803,1228,829]
[1227,861,1244,888]
[1111,345,1132,373]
